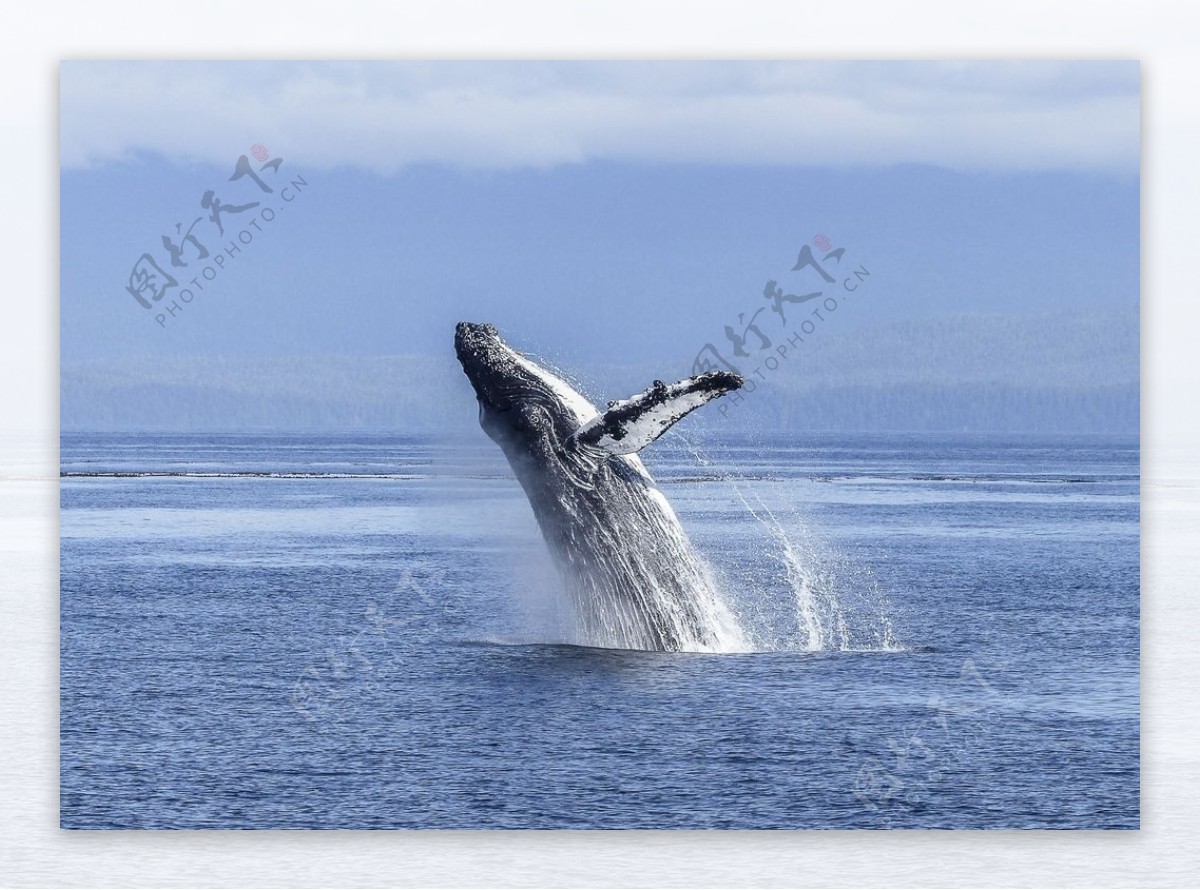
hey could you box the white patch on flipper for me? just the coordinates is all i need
[570,374,740,455]
[584,389,712,454]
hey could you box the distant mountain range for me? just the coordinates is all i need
[63,309,1138,434]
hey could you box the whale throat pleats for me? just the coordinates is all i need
[568,371,743,456]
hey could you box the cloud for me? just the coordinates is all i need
[59,61,1139,173]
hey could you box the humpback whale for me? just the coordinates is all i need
[455,321,746,652]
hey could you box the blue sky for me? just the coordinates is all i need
[60,61,1139,367]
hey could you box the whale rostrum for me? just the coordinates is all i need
[454,321,747,652]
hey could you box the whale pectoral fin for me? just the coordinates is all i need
[568,371,743,455]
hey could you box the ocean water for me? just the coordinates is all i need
[59,431,1139,829]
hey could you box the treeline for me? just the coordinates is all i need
[62,309,1138,434]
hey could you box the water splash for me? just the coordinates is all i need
[551,472,750,653]
[673,435,901,654]
[490,445,748,653]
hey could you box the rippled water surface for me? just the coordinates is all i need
[60,432,1139,828]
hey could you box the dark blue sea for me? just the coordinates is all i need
[59,431,1140,829]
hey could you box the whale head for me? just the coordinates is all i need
[454,322,592,458]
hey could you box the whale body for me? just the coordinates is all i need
[454,321,746,652]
